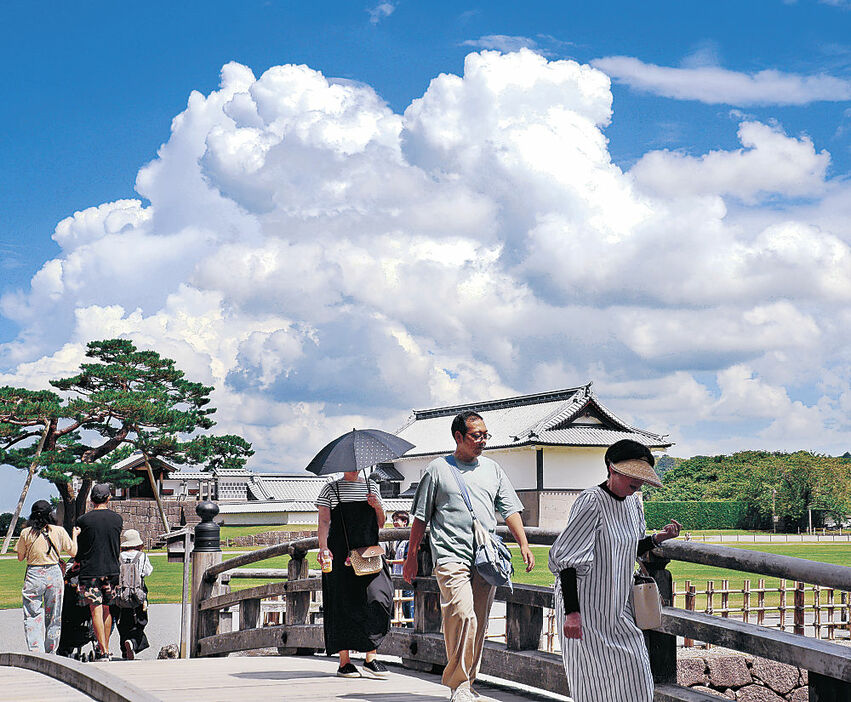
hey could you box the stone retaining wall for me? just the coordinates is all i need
[109,499,201,548]
[678,654,808,701]
[231,530,316,547]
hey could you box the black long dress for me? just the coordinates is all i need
[321,497,393,655]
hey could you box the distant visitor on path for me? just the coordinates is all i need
[404,411,535,702]
[16,500,79,653]
[76,483,123,660]
[316,471,392,680]
[112,528,154,659]
[389,510,414,626]
[548,439,681,702]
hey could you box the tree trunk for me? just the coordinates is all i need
[0,424,50,554]
[74,479,92,525]
[56,480,79,533]
[143,452,171,532]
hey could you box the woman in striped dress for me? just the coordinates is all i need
[548,440,681,702]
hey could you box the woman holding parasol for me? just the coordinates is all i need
[309,429,414,679]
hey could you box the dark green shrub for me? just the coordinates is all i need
[644,501,750,530]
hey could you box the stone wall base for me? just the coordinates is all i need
[231,530,316,547]
[678,653,808,701]
[109,499,201,548]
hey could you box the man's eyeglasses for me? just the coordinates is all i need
[466,432,491,442]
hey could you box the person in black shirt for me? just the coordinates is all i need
[76,483,123,659]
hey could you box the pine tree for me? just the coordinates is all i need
[2,339,253,532]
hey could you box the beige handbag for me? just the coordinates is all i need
[347,545,384,576]
[334,482,385,576]
[632,561,662,630]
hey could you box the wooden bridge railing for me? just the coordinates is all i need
[188,504,851,702]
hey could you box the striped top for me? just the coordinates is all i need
[548,484,654,702]
[315,478,383,510]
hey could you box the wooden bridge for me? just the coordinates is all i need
[3,502,851,702]
[0,652,550,702]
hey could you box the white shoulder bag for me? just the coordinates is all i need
[632,560,662,630]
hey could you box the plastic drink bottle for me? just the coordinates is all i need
[321,549,333,573]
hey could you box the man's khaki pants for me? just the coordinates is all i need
[434,562,496,692]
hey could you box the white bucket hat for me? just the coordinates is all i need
[120,529,143,548]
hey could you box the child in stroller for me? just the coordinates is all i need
[57,559,98,660]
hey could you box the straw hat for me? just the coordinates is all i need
[120,529,143,548]
[609,458,663,489]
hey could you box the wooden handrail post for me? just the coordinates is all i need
[240,596,262,631]
[404,534,442,674]
[191,501,223,657]
[642,547,676,685]
[742,579,750,624]
[412,534,439,633]
[813,584,821,639]
[826,587,835,640]
[809,672,851,700]
[280,545,314,656]
[684,582,695,648]
[794,581,806,636]
[506,602,543,651]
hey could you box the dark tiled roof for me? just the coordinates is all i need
[370,463,405,481]
[395,385,671,457]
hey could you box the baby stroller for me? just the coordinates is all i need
[57,559,98,661]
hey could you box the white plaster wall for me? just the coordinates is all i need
[290,510,319,525]
[217,510,319,526]
[395,455,435,492]
[218,512,284,526]
[486,448,537,490]
[394,448,536,492]
[396,446,603,492]
[541,447,608,490]
[539,491,583,530]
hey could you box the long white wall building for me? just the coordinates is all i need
[387,384,672,529]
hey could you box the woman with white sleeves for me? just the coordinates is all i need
[548,439,681,702]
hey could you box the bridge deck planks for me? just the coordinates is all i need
[83,655,551,702]
[0,665,94,701]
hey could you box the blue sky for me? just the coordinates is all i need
[2,1,851,510]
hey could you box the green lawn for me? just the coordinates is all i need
[3,541,849,610]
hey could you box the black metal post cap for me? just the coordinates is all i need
[194,500,221,552]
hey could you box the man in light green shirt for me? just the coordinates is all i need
[403,411,534,702]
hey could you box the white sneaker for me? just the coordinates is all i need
[450,688,475,702]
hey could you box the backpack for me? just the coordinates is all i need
[114,551,147,608]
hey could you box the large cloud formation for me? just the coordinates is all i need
[2,49,850,470]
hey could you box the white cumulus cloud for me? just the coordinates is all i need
[631,121,830,201]
[592,55,851,105]
[367,2,395,24]
[2,48,851,475]
[462,35,540,53]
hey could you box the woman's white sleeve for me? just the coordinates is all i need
[548,491,599,577]
[142,553,154,577]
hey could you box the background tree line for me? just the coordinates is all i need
[644,451,851,531]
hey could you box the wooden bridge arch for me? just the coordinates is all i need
[6,503,848,701]
[190,511,851,702]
